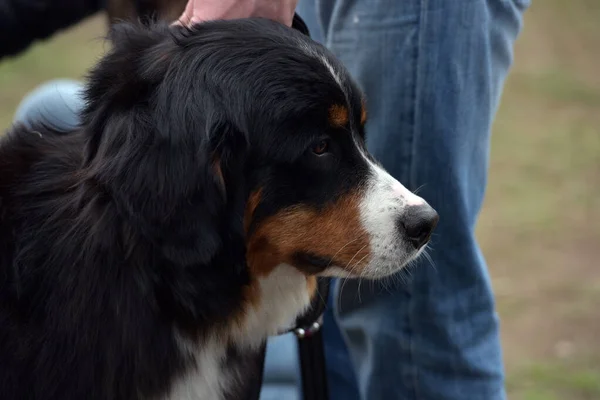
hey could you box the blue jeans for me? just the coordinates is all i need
[292,1,528,399]
[14,1,528,398]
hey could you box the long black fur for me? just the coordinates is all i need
[0,18,362,400]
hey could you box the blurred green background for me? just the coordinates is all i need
[1,1,599,399]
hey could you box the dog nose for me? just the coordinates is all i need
[400,205,439,249]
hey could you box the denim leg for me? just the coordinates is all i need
[260,334,302,400]
[13,79,84,131]
[297,0,529,399]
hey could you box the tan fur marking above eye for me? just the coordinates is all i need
[360,99,367,125]
[329,104,349,128]
[246,191,371,277]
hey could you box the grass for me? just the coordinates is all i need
[478,2,600,398]
[521,70,600,106]
[0,16,107,128]
[508,362,600,400]
[1,2,599,399]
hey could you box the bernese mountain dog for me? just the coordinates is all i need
[0,18,438,400]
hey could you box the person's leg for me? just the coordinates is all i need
[13,79,84,131]
[260,335,302,400]
[297,0,529,399]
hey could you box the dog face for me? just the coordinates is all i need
[243,87,438,280]
[83,19,437,285]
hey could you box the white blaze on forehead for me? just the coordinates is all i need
[296,40,346,94]
[319,56,344,89]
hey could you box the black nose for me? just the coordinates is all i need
[401,205,439,249]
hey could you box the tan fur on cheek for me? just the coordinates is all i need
[246,192,371,276]
[234,190,367,345]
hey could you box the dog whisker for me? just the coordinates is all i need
[412,183,427,196]
[325,235,367,269]
[336,244,368,312]
[349,252,371,304]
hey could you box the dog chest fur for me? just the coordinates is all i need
[167,264,311,400]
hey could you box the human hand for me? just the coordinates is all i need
[177,0,298,27]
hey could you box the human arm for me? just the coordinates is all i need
[177,0,299,27]
[0,0,103,60]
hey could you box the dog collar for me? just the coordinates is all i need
[277,277,330,338]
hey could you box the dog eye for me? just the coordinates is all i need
[312,140,329,155]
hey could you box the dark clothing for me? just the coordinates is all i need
[0,0,103,59]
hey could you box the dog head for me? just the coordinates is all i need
[82,20,438,282]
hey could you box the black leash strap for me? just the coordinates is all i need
[293,277,330,400]
[248,274,330,400]
[244,341,268,400]
[298,328,329,400]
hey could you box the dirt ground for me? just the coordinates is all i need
[1,2,599,399]
[478,1,600,398]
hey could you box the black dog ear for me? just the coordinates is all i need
[88,23,172,98]
[82,22,175,148]
[81,22,249,267]
[157,118,250,267]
